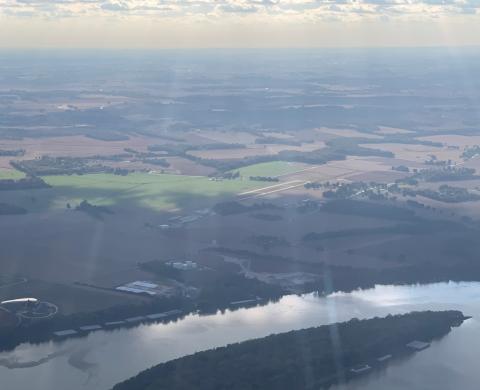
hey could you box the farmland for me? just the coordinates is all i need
[236,161,307,178]
[0,169,24,180]
[1,49,480,344]
[44,173,262,210]
[0,161,324,213]
[0,173,264,212]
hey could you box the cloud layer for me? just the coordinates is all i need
[1,0,479,21]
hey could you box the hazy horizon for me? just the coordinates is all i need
[1,1,480,48]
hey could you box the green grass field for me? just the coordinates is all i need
[236,161,305,178]
[0,169,25,179]
[0,162,307,213]
[0,173,264,212]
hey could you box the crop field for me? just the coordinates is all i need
[0,173,264,212]
[360,142,461,164]
[0,169,25,179]
[187,142,326,160]
[236,161,307,178]
[0,135,157,158]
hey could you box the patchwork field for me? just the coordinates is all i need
[0,135,157,159]
[187,142,326,160]
[360,142,461,164]
[1,126,479,321]
[2,48,480,357]
[0,160,337,213]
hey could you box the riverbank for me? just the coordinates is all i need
[0,289,283,353]
[3,257,480,352]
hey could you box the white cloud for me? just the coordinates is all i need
[1,0,479,20]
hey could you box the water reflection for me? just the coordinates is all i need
[1,281,480,390]
[336,281,480,307]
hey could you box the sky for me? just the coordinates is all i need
[1,0,480,48]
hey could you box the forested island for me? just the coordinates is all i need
[112,310,467,390]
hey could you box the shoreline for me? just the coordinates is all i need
[0,276,477,353]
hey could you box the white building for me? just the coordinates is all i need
[1,298,39,313]
[169,260,198,270]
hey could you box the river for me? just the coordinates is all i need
[1,281,480,390]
